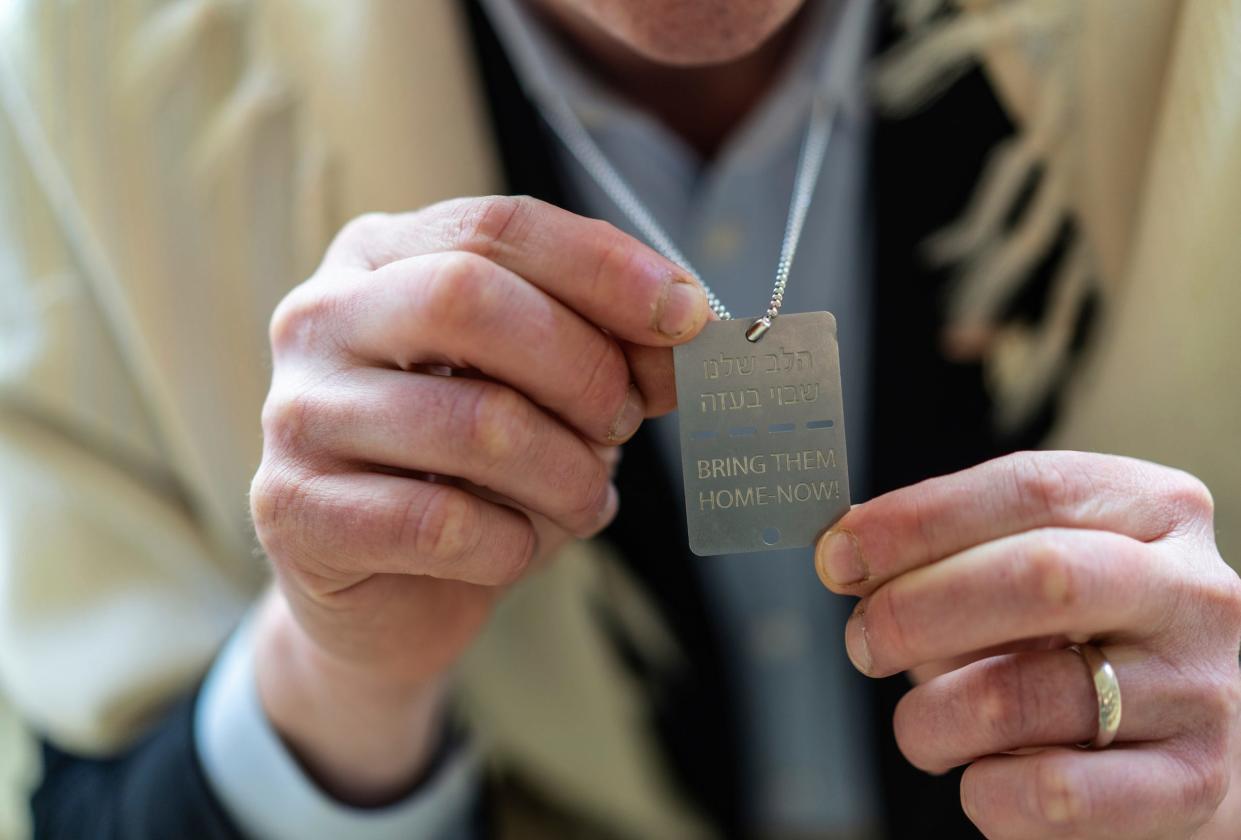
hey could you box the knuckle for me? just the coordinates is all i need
[493,525,536,586]
[1183,566,1241,643]
[268,285,347,358]
[260,383,336,456]
[1030,756,1087,830]
[335,211,392,248]
[462,386,530,467]
[1164,468,1216,526]
[970,657,1026,745]
[1201,760,1232,817]
[1006,452,1081,522]
[1178,745,1232,821]
[451,195,531,258]
[1192,671,1241,728]
[249,465,292,540]
[249,463,317,564]
[1022,533,1082,613]
[1222,572,1241,636]
[412,488,478,564]
[260,390,312,454]
[418,251,494,329]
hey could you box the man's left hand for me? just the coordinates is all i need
[816,451,1241,838]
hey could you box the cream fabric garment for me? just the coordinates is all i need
[0,2,702,837]
[977,0,1241,554]
[1046,0,1241,554]
[0,1,1238,838]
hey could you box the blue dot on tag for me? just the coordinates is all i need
[761,527,781,546]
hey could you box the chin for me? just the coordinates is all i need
[572,0,809,66]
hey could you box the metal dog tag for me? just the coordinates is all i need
[673,311,850,556]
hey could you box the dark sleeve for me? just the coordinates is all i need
[31,688,494,840]
[31,690,246,840]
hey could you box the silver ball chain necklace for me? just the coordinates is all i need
[540,51,853,556]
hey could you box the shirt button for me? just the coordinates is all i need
[701,221,744,264]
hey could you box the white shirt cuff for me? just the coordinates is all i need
[194,615,481,840]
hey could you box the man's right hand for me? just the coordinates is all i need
[247,196,710,805]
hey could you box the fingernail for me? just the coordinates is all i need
[608,385,645,442]
[816,529,867,587]
[845,602,872,674]
[654,277,706,338]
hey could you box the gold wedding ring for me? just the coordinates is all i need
[1075,644,1122,749]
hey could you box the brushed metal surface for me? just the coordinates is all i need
[673,312,851,556]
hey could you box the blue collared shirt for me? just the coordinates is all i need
[484,0,881,833]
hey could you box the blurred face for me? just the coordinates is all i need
[536,0,810,66]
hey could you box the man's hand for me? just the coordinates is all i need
[248,196,709,804]
[816,451,1241,839]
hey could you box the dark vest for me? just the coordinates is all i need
[462,4,1091,837]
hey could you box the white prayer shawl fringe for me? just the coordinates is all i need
[875,0,1090,433]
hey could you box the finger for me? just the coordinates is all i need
[961,745,1228,839]
[622,342,677,416]
[816,451,1215,595]
[844,528,1171,677]
[326,197,711,345]
[895,648,1187,773]
[590,441,623,476]
[286,368,618,539]
[620,307,723,417]
[462,480,575,573]
[316,251,650,445]
[251,467,535,587]
[907,634,1073,685]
